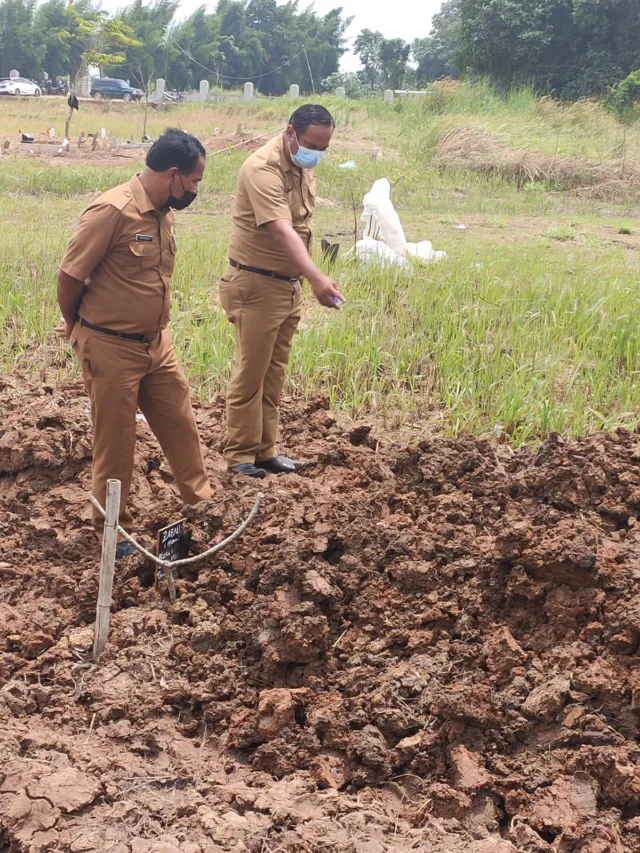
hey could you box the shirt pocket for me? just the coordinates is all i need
[306,173,317,198]
[128,240,160,271]
[283,173,303,216]
[304,174,317,213]
[161,236,177,278]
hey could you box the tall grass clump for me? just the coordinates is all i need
[385,80,640,167]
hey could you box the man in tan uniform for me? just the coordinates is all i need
[57,129,212,557]
[221,104,343,479]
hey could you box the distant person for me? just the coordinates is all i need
[56,129,212,556]
[220,104,344,479]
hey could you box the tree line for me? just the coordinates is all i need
[0,0,352,95]
[0,0,637,100]
[338,0,639,102]
[414,0,639,100]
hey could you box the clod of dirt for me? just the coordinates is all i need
[484,626,528,679]
[26,768,101,812]
[450,745,492,792]
[519,772,598,834]
[522,675,571,720]
[256,688,308,740]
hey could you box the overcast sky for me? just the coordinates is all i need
[98,0,444,72]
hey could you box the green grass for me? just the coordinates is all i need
[2,84,640,443]
[380,79,640,163]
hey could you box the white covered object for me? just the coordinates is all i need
[357,178,446,267]
[361,178,406,255]
[406,241,447,263]
[354,236,410,268]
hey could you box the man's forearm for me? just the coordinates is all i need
[267,223,321,281]
[263,218,343,308]
[57,270,85,325]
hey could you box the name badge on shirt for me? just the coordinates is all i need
[135,234,154,243]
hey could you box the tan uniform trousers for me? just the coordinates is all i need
[219,267,302,467]
[71,323,212,536]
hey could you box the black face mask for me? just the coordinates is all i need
[166,172,196,210]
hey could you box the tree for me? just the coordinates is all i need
[322,70,368,99]
[413,0,461,84]
[605,70,640,121]
[354,28,384,89]
[103,0,177,89]
[0,0,43,78]
[459,0,640,99]
[378,38,410,89]
[65,8,140,137]
[354,29,410,91]
[164,0,349,95]
[36,0,89,82]
[293,6,351,96]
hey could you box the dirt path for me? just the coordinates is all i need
[1,375,640,852]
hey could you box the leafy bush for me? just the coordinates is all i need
[605,71,640,122]
[321,72,370,100]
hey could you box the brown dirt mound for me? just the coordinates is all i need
[202,131,274,153]
[2,374,640,852]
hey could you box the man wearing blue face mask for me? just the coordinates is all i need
[220,104,345,479]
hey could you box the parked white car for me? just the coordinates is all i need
[0,77,42,97]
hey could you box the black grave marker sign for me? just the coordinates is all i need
[157,518,188,564]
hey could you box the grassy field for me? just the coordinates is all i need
[2,82,640,443]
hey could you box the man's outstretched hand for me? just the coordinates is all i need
[309,272,345,309]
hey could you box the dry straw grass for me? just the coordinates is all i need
[433,123,640,199]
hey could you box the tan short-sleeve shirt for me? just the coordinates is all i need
[60,174,177,337]
[228,134,316,277]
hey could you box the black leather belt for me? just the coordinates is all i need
[229,258,299,283]
[80,318,157,343]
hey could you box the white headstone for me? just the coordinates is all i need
[335,86,346,99]
[384,89,394,104]
[9,70,18,79]
[289,84,299,98]
[243,82,254,100]
[199,80,209,102]
[155,77,166,99]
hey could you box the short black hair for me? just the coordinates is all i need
[146,128,205,173]
[289,104,335,136]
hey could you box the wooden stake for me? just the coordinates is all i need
[93,479,121,659]
[165,567,177,604]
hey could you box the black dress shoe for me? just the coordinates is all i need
[116,541,137,560]
[255,455,308,475]
[228,463,267,479]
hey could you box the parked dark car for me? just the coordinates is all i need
[91,78,142,101]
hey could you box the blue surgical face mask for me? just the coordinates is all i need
[290,131,323,169]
